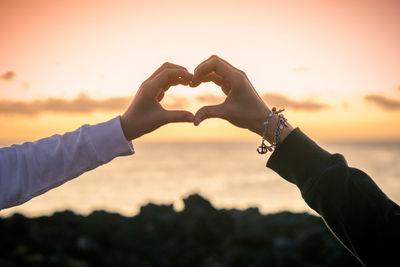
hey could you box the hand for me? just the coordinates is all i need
[121,63,194,141]
[191,55,293,143]
[190,55,269,136]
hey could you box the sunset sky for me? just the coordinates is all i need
[1,0,399,143]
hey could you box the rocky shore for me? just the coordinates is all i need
[0,194,360,267]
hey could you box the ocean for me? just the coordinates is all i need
[1,141,399,217]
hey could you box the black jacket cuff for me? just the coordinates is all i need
[266,128,332,191]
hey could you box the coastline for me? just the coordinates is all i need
[0,194,360,267]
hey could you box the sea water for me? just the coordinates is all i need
[1,141,399,217]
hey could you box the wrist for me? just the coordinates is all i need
[260,111,295,145]
[120,114,134,141]
[251,107,270,137]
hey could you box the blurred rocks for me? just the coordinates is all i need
[0,194,360,266]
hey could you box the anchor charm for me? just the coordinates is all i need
[257,141,273,154]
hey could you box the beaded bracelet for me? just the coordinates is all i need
[257,107,287,154]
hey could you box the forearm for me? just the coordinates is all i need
[0,61,194,210]
[187,54,400,265]
[0,116,134,210]
[267,129,400,266]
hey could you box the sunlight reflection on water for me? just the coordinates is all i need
[1,141,399,218]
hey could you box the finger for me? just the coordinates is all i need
[191,55,235,87]
[200,72,231,95]
[151,69,193,94]
[163,110,194,123]
[166,77,190,89]
[194,103,226,126]
[144,62,189,84]
[156,90,165,102]
[154,77,192,103]
[154,76,191,101]
[201,72,224,87]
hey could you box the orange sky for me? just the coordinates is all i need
[1,0,400,143]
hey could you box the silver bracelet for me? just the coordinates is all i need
[272,113,288,149]
[257,107,285,154]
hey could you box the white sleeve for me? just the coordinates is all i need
[0,116,134,210]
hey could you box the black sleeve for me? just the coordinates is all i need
[267,128,400,267]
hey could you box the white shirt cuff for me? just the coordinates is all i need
[87,116,134,163]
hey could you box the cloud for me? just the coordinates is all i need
[195,92,328,111]
[1,71,16,81]
[195,93,225,104]
[0,93,131,116]
[0,92,190,116]
[261,93,329,111]
[364,94,400,110]
[162,95,188,109]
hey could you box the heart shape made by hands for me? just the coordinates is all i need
[121,55,270,141]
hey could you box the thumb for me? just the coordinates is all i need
[164,110,194,123]
[194,104,226,126]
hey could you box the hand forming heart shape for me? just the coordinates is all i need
[120,55,292,144]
